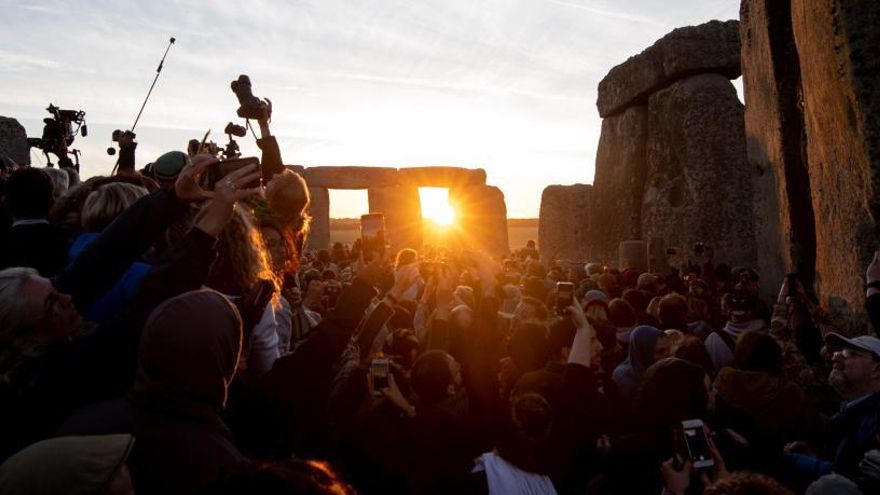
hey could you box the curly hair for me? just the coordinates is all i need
[258,216,300,276]
[203,205,278,300]
[704,471,793,495]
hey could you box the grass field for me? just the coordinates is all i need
[328,222,538,253]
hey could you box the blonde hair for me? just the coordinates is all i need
[81,182,149,232]
[266,169,311,235]
[203,205,279,301]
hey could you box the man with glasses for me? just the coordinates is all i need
[820,332,880,480]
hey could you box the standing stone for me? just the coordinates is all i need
[741,0,817,302]
[597,20,742,117]
[0,116,30,166]
[539,184,592,261]
[641,74,756,270]
[791,0,880,325]
[590,106,648,264]
[305,187,330,251]
[368,185,422,253]
[451,185,509,256]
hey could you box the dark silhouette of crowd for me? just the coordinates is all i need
[3,110,880,495]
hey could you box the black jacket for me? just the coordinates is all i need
[0,221,68,276]
[0,189,217,461]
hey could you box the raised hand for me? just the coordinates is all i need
[174,153,216,202]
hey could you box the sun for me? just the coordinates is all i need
[419,187,456,227]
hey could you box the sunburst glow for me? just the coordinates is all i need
[419,187,455,226]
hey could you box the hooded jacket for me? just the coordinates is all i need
[126,289,245,495]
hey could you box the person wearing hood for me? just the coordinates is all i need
[126,289,246,494]
[705,287,768,372]
[611,325,670,399]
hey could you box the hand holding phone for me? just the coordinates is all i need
[370,358,390,396]
[555,282,574,316]
[680,419,714,469]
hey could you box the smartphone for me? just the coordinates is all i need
[370,358,390,396]
[555,282,574,316]
[361,213,386,262]
[681,419,714,469]
[204,156,261,189]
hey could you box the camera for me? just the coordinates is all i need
[693,242,705,255]
[230,74,269,120]
[27,104,87,169]
[224,122,247,137]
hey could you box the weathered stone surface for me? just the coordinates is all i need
[791,0,880,327]
[305,187,330,251]
[597,20,741,118]
[538,184,592,261]
[397,167,486,188]
[619,240,650,273]
[303,166,399,189]
[451,185,509,255]
[741,0,817,303]
[368,185,422,252]
[640,74,756,270]
[0,116,30,166]
[589,106,648,264]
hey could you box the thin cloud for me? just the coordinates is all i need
[544,0,668,27]
[17,4,64,14]
[0,49,63,71]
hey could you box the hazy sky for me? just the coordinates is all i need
[1,0,738,217]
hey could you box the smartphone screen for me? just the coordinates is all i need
[681,419,714,468]
[370,358,390,396]
[361,213,386,261]
[556,282,574,316]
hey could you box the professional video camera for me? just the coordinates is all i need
[27,103,88,170]
[231,75,271,120]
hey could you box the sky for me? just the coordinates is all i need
[1,0,739,218]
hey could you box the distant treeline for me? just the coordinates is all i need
[329,218,537,229]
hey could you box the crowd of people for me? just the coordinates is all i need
[2,113,880,495]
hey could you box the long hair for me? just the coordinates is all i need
[203,205,278,300]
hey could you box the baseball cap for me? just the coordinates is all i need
[825,332,880,360]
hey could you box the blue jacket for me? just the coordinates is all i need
[69,232,151,326]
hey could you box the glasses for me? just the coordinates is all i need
[833,347,879,361]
